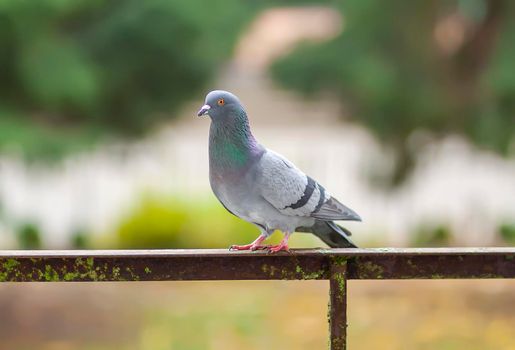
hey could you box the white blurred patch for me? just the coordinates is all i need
[234,6,343,70]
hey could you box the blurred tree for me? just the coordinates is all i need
[412,223,453,247]
[16,222,42,249]
[271,0,515,186]
[70,228,90,249]
[0,0,256,159]
[498,222,515,244]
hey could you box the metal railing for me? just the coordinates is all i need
[1,247,514,349]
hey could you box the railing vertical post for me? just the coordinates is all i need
[329,258,348,350]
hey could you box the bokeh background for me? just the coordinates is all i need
[0,0,514,349]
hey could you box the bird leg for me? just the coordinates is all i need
[268,232,291,253]
[229,234,270,251]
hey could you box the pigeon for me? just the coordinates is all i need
[198,90,361,252]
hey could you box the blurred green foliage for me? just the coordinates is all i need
[271,0,515,185]
[16,222,42,249]
[116,194,265,249]
[70,228,90,249]
[0,0,256,159]
[412,223,452,247]
[498,222,515,244]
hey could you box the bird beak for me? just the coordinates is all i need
[197,104,211,117]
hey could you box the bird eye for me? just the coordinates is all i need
[217,98,225,106]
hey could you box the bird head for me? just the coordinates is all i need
[197,90,243,120]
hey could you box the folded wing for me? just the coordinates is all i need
[256,150,361,221]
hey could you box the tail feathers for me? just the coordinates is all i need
[299,220,358,248]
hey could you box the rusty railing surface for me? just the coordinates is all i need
[1,247,514,349]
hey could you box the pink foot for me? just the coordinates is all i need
[268,243,289,253]
[230,243,270,251]
[267,232,291,253]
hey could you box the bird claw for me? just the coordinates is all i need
[251,244,271,251]
[229,244,270,251]
[230,233,291,253]
[267,244,290,254]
